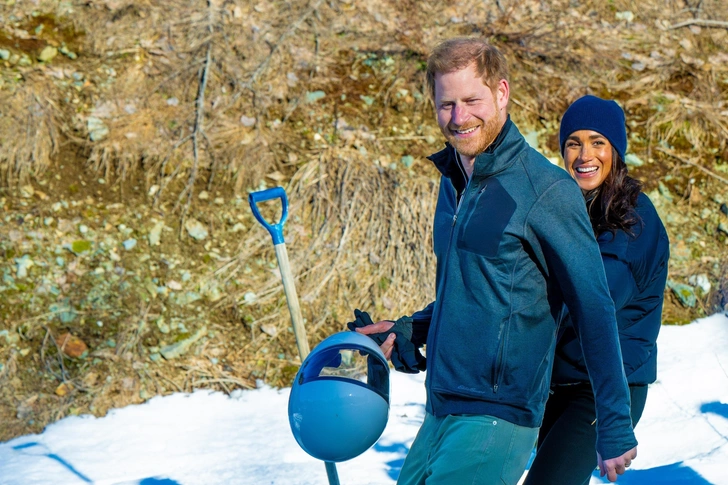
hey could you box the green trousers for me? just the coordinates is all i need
[397,412,538,485]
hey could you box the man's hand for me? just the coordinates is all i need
[355,320,396,359]
[597,447,637,482]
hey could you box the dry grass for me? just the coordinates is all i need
[0,80,61,184]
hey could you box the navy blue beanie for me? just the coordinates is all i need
[559,95,627,161]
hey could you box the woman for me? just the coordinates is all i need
[523,95,670,485]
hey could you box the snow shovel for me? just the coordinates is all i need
[249,186,310,360]
[249,187,340,484]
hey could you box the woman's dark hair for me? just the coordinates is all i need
[584,147,643,237]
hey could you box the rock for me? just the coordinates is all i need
[57,333,89,358]
[38,46,58,62]
[70,240,92,254]
[166,280,182,291]
[670,239,691,262]
[260,323,278,337]
[667,280,697,308]
[19,185,35,198]
[83,372,98,387]
[122,238,137,250]
[148,221,164,246]
[170,291,202,306]
[47,299,72,322]
[688,274,711,294]
[720,203,728,216]
[185,218,208,240]
[55,382,74,397]
[59,44,77,59]
[624,153,645,167]
[159,326,207,360]
[201,280,223,302]
[658,181,673,201]
[15,255,33,278]
[156,317,170,334]
[305,91,326,103]
[198,190,209,200]
[286,72,299,87]
[240,115,256,127]
[121,377,136,391]
[87,117,109,141]
[16,401,34,419]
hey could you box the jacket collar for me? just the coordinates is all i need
[427,116,527,188]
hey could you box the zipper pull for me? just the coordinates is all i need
[452,214,458,226]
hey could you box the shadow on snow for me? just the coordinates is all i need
[590,462,712,484]
[700,401,728,420]
[12,442,180,485]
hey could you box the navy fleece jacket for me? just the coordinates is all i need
[552,192,670,386]
[409,118,637,460]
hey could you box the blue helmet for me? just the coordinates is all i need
[288,331,390,462]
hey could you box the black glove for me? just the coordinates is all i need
[389,316,426,374]
[346,309,426,374]
[347,308,388,345]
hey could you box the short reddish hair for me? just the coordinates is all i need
[425,37,509,100]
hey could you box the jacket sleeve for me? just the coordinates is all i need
[409,301,434,347]
[529,178,637,460]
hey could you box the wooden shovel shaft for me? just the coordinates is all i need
[274,242,310,360]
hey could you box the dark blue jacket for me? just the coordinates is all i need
[552,192,670,386]
[409,118,637,460]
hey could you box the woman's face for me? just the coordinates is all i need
[563,130,614,193]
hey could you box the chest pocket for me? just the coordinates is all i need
[457,178,517,257]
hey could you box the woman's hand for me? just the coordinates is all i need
[598,447,637,482]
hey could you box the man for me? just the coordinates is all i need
[354,37,638,484]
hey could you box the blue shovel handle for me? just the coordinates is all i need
[249,187,289,245]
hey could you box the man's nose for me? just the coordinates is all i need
[452,104,470,125]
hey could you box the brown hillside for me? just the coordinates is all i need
[1,0,727,441]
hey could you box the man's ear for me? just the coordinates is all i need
[495,79,510,111]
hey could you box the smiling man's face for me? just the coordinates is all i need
[434,63,509,165]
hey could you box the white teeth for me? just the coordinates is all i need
[576,166,598,173]
[454,126,477,134]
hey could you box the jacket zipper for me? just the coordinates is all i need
[493,320,509,393]
[429,166,471,414]
[493,249,518,394]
